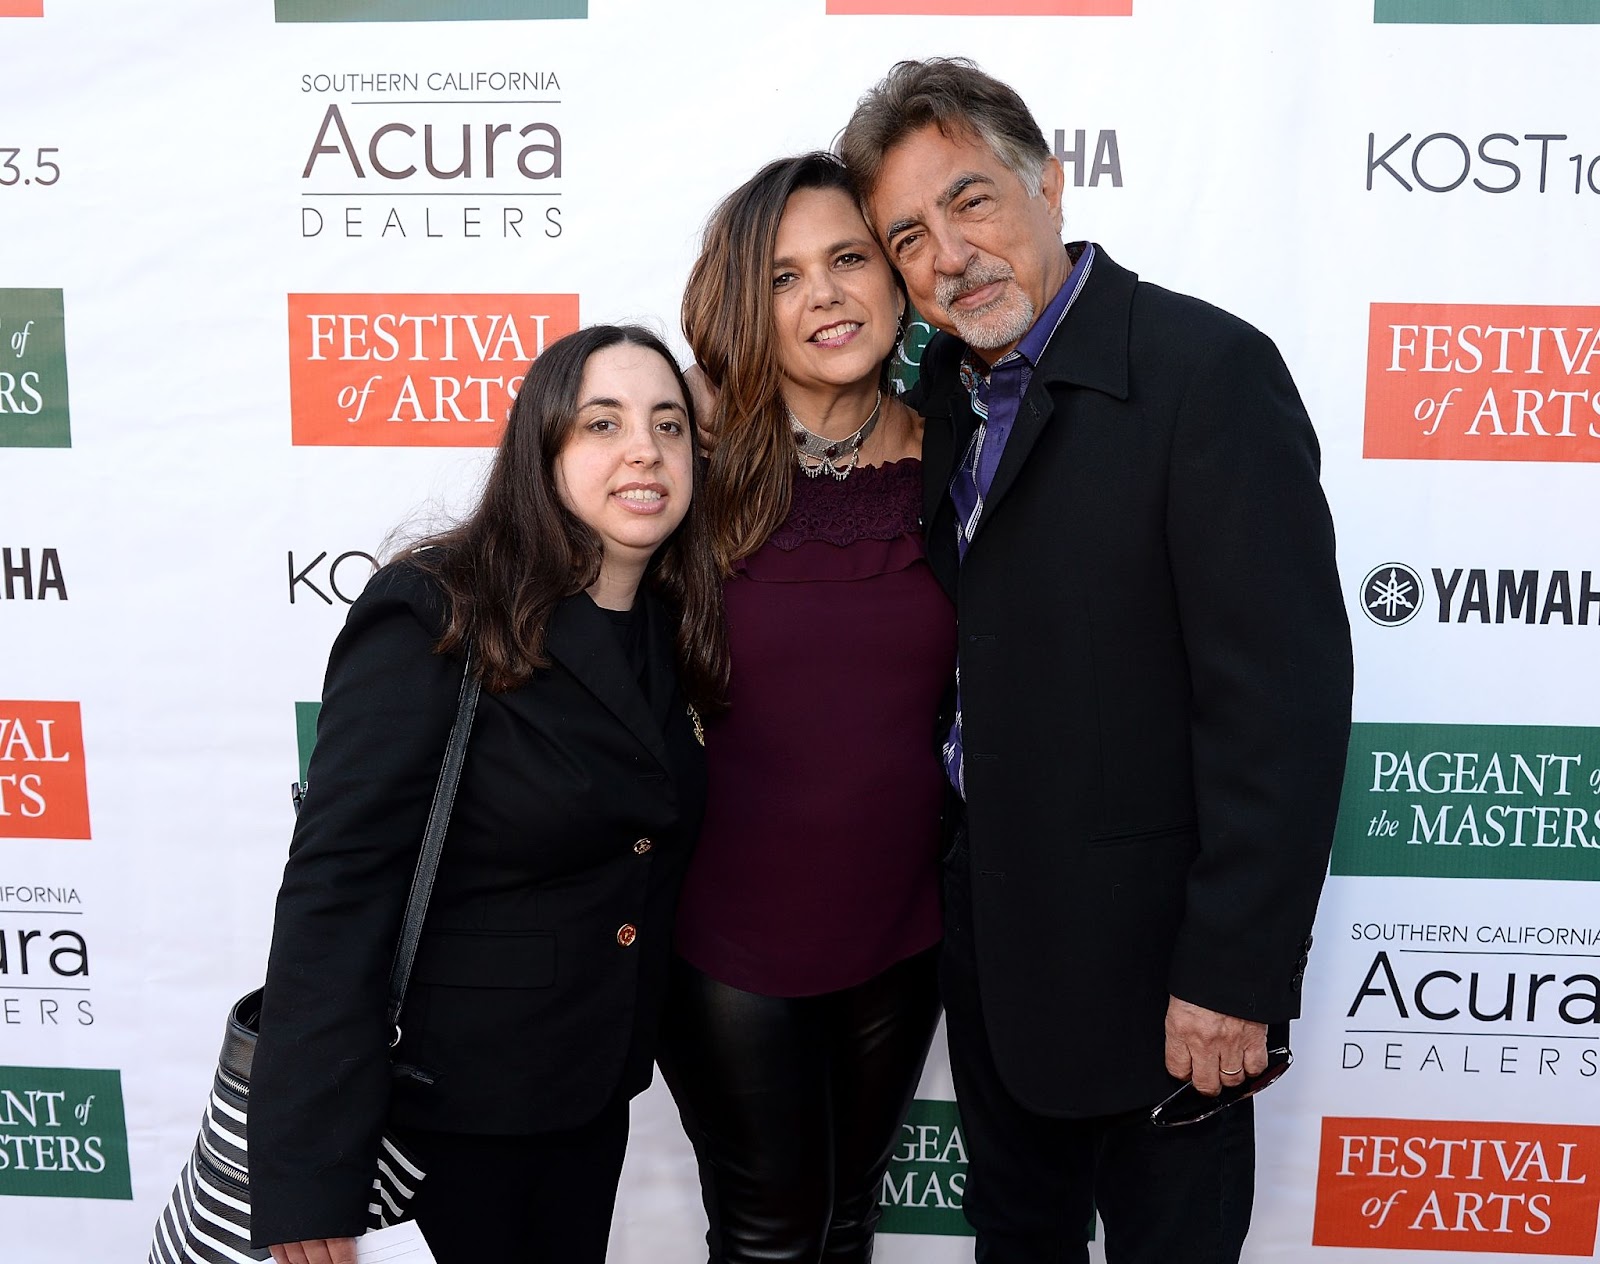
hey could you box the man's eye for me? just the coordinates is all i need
[961,195,988,213]
[894,234,921,259]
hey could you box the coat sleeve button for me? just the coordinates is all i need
[616,924,638,947]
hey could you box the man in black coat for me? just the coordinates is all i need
[840,59,1353,1262]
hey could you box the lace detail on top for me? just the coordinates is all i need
[765,458,922,552]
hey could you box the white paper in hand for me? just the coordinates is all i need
[353,1221,439,1263]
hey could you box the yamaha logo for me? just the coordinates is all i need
[1360,563,1425,627]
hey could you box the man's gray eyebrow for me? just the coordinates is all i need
[884,172,995,246]
[937,172,991,209]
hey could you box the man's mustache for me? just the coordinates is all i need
[936,261,1015,311]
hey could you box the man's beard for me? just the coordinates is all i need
[936,260,1036,351]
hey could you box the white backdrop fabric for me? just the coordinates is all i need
[3,2,1598,1262]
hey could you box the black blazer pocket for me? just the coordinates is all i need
[410,930,557,989]
[392,931,564,1125]
[1085,821,1198,850]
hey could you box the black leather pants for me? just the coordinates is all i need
[657,948,942,1264]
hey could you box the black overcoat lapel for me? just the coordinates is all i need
[915,333,976,597]
[965,250,1137,549]
[541,592,671,772]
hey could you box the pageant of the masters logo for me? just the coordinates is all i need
[0,1,44,15]
[1377,1,1600,22]
[0,1066,131,1200]
[277,0,585,21]
[0,289,70,448]
[1366,305,1600,461]
[878,1099,973,1236]
[1331,723,1600,881]
[296,702,320,785]
[287,293,578,446]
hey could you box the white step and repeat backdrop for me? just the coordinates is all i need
[4,1,1600,1261]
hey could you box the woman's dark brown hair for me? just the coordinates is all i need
[397,324,727,710]
[684,152,897,574]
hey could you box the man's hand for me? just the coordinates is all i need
[684,363,720,456]
[269,1239,357,1264]
[1164,996,1268,1097]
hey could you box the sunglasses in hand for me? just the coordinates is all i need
[1148,1046,1293,1128]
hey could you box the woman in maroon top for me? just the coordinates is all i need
[657,153,955,1262]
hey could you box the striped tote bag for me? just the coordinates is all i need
[148,658,481,1262]
[147,990,426,1264]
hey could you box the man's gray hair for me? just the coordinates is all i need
[837,58,1050,202]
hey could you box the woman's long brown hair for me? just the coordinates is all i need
[684,153,874,574]
[396,324,728,711]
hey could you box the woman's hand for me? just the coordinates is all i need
[269,1239,358,1264]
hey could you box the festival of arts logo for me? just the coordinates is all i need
[1314,1117,1600,1254]
[287,294,578,446]
[878,1099,972,1236]
[1330,723,1600,880]
[0,703,90,840]
[1377,1,1600,23]
[277,0,585,21]
[1366,305,1600,460]
[828,1,1129,13]
[0,1066,131,1200]
[0,1,43,15]
[0,290,70,448]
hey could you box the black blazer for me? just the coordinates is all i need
[248,562,706,1246]
[909,247,1353,1118]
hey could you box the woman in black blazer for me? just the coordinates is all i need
[248,326,726,1264]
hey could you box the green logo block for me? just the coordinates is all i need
[878,1099,972,1236]
[0,1066,131,1200]
[295,701,321,785]
[888,307,936,397]
[0,289,71,448]
[1331,723,1600,881]
[275,0,585,20]
[1377,1,1600,22]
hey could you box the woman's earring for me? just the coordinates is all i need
[894,308,906,351]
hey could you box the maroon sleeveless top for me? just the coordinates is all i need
[673,458,956,996]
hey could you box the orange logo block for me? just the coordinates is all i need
[0,1,45,15]
[1365,304,1600,461]
[0,703,89,839]
[287,293,579,447]
[826,1,1129,12]
[1314,1117,1600,1255]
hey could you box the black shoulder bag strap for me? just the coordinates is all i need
[384,649,482,1044]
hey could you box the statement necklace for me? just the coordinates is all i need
[788,390,883,481]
